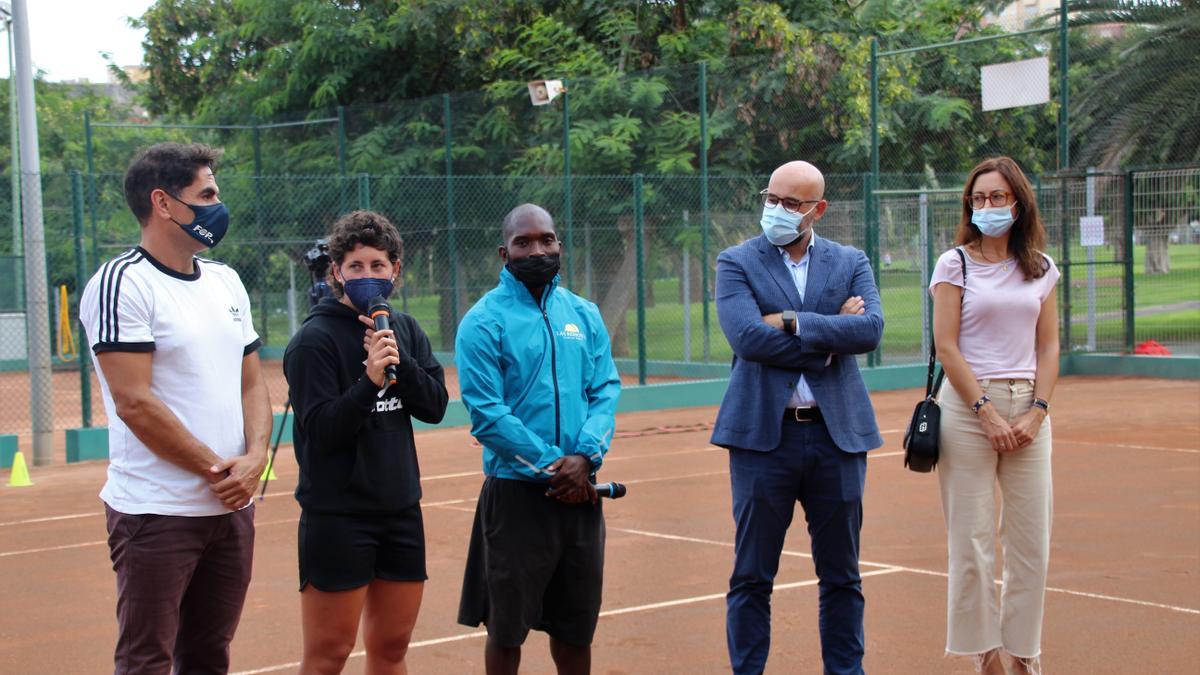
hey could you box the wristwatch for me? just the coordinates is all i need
[781,310,797,335]
[1032,398,1050,413]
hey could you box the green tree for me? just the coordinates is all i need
[130,0,1093,349]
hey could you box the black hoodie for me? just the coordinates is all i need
[283,297,448,514]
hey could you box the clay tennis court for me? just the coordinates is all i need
[1,375,1197,673]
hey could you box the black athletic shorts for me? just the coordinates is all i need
[457,476,605,647]
[298,505,427,592]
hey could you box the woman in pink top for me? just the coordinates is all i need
[929,156,1060,675]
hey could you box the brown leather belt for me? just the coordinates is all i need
[783,407,823,423]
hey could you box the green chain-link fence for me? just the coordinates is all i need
[1,13,1197,458]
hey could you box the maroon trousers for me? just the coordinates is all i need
[105,504,255,675]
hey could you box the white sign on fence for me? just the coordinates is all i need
[1080,215,1105,247]
[981,57,1050,112]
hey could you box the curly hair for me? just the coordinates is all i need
[955,156,1049,280]
[325,210,404,297]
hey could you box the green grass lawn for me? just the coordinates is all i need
[259,244,1199,362]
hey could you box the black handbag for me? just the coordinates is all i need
[903,346,944,473]
[903,248,967,473]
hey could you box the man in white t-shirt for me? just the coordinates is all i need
[79,143,272,674]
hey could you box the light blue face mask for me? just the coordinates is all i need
[760,203,817,246]
[972,206,1015,237]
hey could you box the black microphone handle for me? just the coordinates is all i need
[368,298,399,387]
[596,482,626,499]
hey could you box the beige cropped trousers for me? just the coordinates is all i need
[937,378,1053,659]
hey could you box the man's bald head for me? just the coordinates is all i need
[502,203,555,244]
[768,161,825,201]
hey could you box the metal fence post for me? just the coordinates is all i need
[8,32,18,262]
[561,77,572,289]
[682,210,691,363]
[1060,174,1072,350]
[699,61,711,362]
[868,39,881,368]
[252,120,264,238]
[919,189,931,360]
[1123,170,1135,352]
[357,173,370,210]
[1058,0,1070,172]
[1085,170,1098,351]
[337,105,348,215]
[71,170,91,427]
[84,110,98,272]
[634,174,646,385]
[444,94,459,323]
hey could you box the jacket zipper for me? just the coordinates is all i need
[539,289,562,446]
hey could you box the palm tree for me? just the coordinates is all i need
[1070,0,1199,168]
[1069,0,1199,274]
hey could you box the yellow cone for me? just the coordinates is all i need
[260,458,278,481]
[7,451,32,487]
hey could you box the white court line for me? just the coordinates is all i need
[599,568,904,618]
[614,527,1200,616]
[0,490,296,529]
[0,441,898,530]
[0,512,100,527]
[231,569,908,674]
[0,540,106,558]
[1064,440,1200,455]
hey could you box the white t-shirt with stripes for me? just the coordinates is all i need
[80,246,261,516]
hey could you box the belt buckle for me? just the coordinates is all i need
[793,407,814,423]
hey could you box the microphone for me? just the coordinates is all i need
[367,295,398,388]
[595,482,626,499]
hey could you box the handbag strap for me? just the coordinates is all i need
[926,248,968,398]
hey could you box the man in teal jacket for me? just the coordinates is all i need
[456,203,621,675]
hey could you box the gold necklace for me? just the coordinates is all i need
[977,244,1010,271]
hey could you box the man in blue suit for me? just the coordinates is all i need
[712,160,884,675]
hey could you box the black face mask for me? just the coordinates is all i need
[506,254,561,293]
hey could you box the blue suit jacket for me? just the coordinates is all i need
[711,234,885,454]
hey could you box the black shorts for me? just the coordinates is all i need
[457,476,605,647]
[298,505,427,592]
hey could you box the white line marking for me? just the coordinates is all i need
[599,568,904,618]
[0,490,298,529]
[0,512,101,527]
[230,570,908,674]
[1065,440,1200,455]
[614,527,1200,615]
[0,540,105,557]
[0,446,896,530]
[422,470,483,481]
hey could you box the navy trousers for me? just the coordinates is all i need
[726,418,867,675]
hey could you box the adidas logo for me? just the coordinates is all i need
[228,305,242,321]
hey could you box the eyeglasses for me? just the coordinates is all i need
[968,191,1014,209]
[760,189,820,215]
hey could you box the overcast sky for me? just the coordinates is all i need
[5,0,154,83]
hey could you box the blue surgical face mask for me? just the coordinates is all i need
[760,202,816,247]
[342,277,394,313]
[972,206,1015,238]
[168,194,230,248]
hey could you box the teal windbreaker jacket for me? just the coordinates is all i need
[455,267,621,482]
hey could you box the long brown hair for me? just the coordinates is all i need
[955,156,1048,280]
